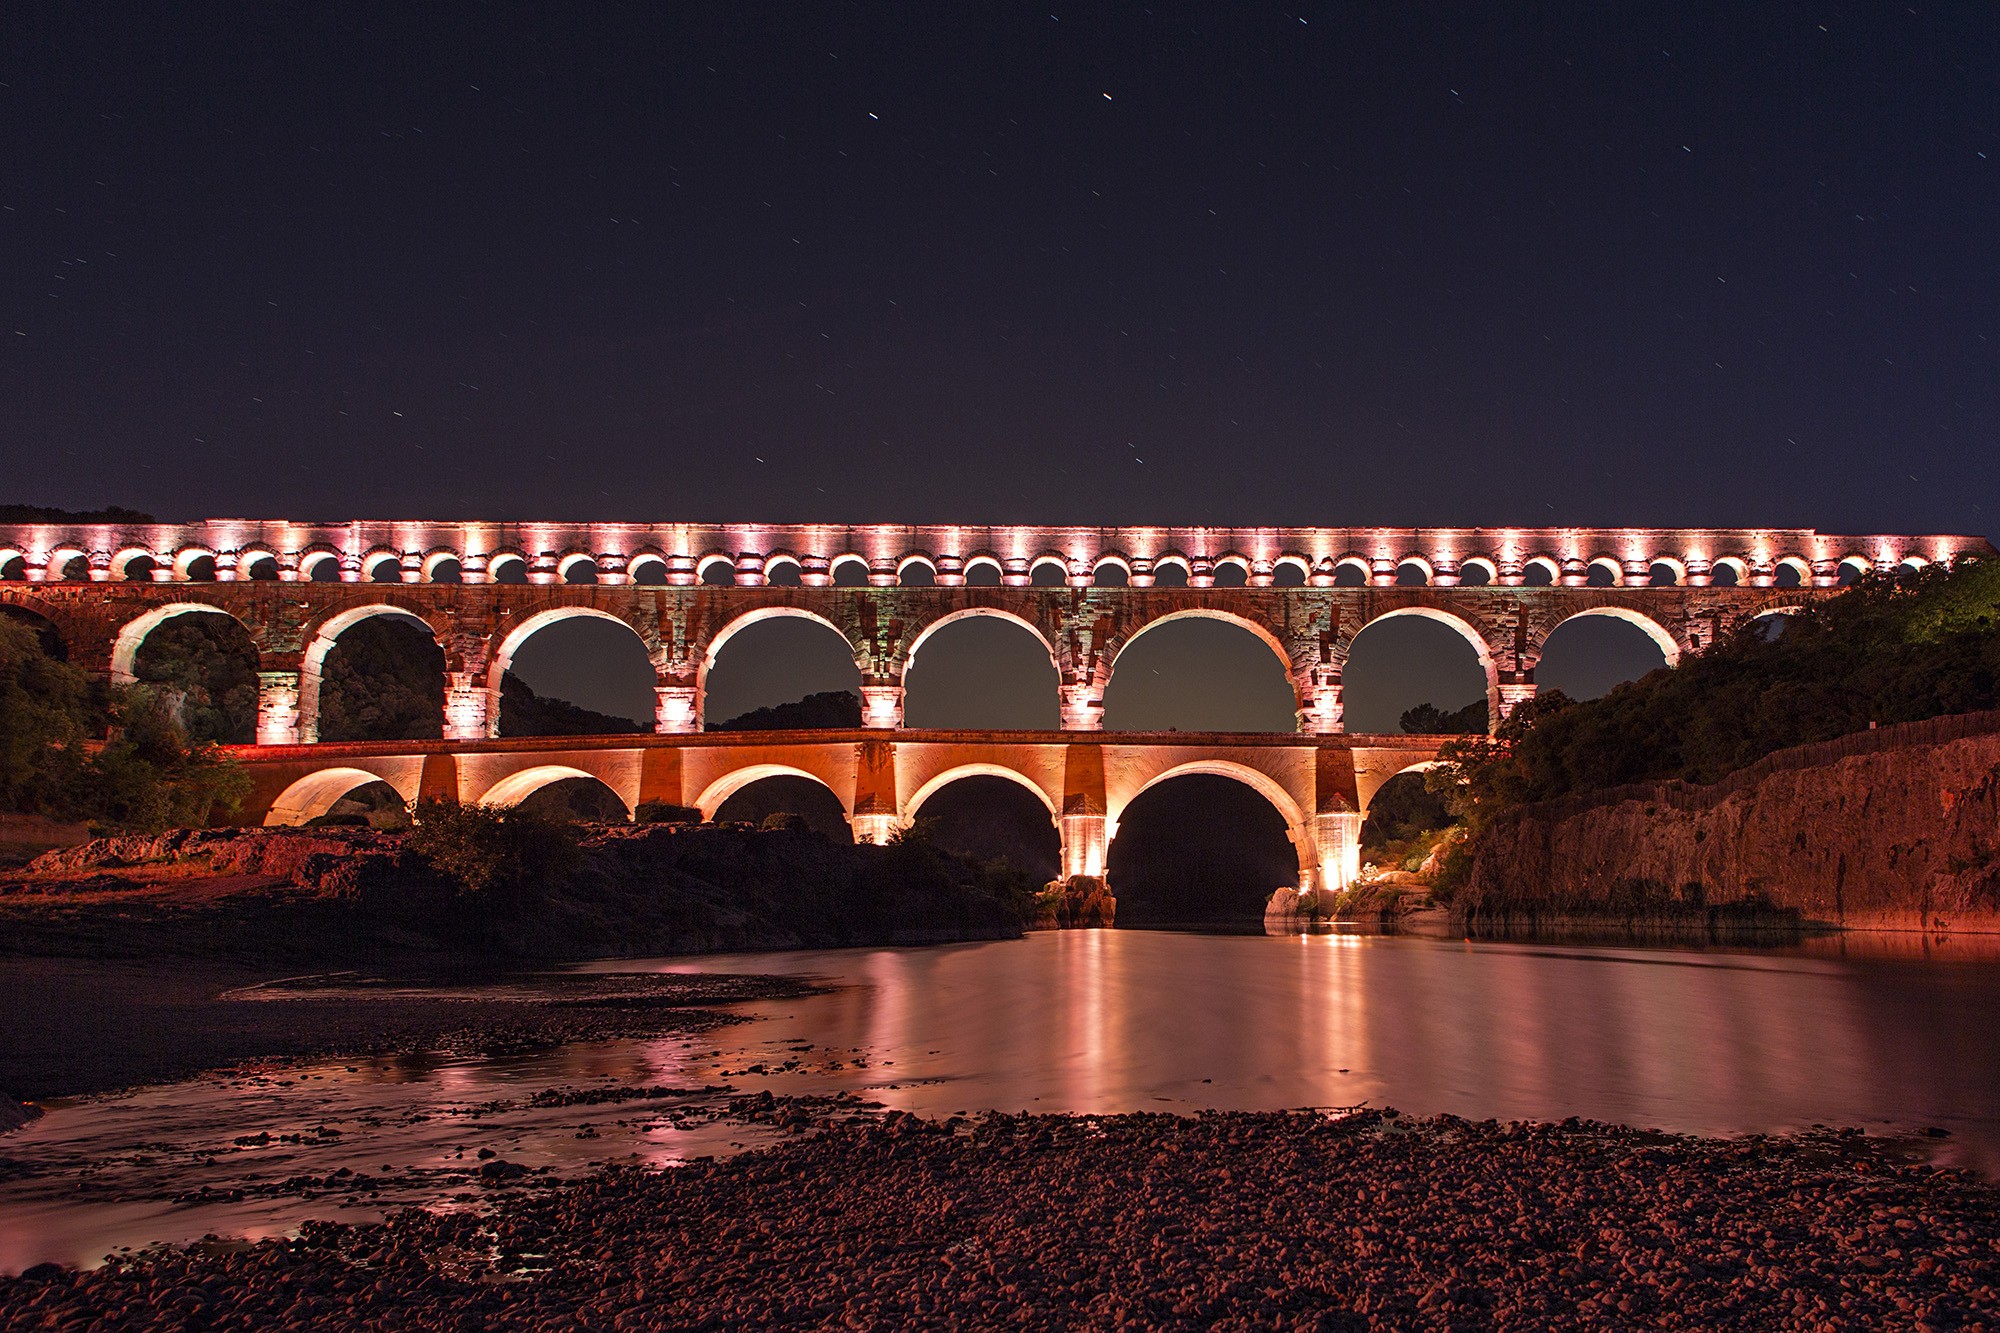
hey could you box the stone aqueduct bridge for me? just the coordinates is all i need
[1,521,1990,891]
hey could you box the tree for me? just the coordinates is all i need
[1399,698,1487,734]
[132,614,258,744]
[0,616,94,815]
[317,617,445,741]
[707,689,862,731]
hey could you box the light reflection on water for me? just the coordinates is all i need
[4,929,1999,1273]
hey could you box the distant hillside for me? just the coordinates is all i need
[0,504,156,523]
[499,674,647,736]
[707,690,862,731]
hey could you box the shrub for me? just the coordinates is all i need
[636,801,702,824]
[405,797,582,897]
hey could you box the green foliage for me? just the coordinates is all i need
[317,617,444,742]
[888,815,940,846]
[1431,559,2000,823]
[1361,769,1455,851]
[0,619,248,829]
[405,797,582,897]
[760,811,810,832]
[1399,698,1487,734]
[0,616,94,815]
[132,613,258,744]
[635,801,702,824]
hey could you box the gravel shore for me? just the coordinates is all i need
[6,1104,1996,1330]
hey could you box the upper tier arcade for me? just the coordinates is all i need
[0,522,1988,589]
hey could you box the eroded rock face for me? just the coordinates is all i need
[1460,727,2000,932]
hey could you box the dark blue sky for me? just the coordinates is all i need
[4,3,1995,534]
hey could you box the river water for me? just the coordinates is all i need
[5,928,2000,1272]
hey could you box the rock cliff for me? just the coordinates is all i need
[1458,711,2000,933]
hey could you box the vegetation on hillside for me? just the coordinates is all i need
[499,674,645,736]
[708,689,862,731]
[316,616,445,741]
[1430,560,2000,830]
[131,614,259,744]
[0,617,248,829]
[1399,699,1486,734]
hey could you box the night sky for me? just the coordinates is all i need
[5,5,1993,730]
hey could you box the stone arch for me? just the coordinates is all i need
[1150,553,1192,587]
[905,763,1058,821]
[697,552,738,586]
[1332,555,1371,586]
[904,607,1058,677]
[560,552,602,584]
[299,604,444,741]
[46,547,88,580]
[1896,555,1930,577]
[0,590,73,657]
[760,552,802,587]
[171,546,219,581]
[1836,554,1873,586]
[110,547,158,581]
[1395,556,1433,586]
[1542,606,1682,667]
[475,764,634,817]
[1521,555,1561,586]
[1648,556,1686,586]
[238,547,281,581]
[829,554,871,587]
[487,551,530,585]
[1092,554,1133,586]
[423,551,462,583]
[1028,554,1070,586]
[694,764,851,821]
[490,605,652,710]
[0,547,26,580]
[299,548,344,583]
[1211,554,1252,587]
[264,767,418,827]
[1359,759,1444,818]
[625,551,669,586]
[109,602,253,685]
[1586,556,1623,587]
[1110,608,1294,681]
[1457,556,1497,586]
[1710,555,1750,586]
[962,554,1005,586]
[696,605,861,722]
[897,554,938,586]
[1272,555,1310,586]
[1109,760,1311,876]
[361,549,404,583]
[1348,607,1499,725]
[1773,555,1812,588]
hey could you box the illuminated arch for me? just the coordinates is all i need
[905,764,1058,821]
[1543,606,1682,667]
[896,553,938,586]
[486,551,529,584]
[1348,607,1500,725]
[1359,759,1445,818]
[759,552,803,587]
[1836,554,1873,585]
[1710,555,1750,585]
[626,551,669,585]
[694,764,850,821]
[360,549,404,583]
[1272,555,1311,585]
[1110,607,1295,679]
[1774,555,1812,588]
[696,605,859,716]
[1092,553,1133,581]
[1521,555,1562,586]
[1586,556,1623,587]
[1332,555,1372,586]
[298,549,343,582]
[110,547,158,581]
[1029,554,1072,586]
[697,552,738,585]
[1150,552,1192,582]
[829,553,871,586]
[559,552,602,584]
[421,549,462,582]
[298,604,442,740]
[1457,556,1498,586]
[904,606,1058,676]
[1212,553,1252,585]
[1109,760,1308,848]
[264,767,416,827]
[961,554,1005,586]
[170,546,219,581]
[236,546,281,581]
[1897,555,1930,576]
[1648,555,1687,586]
[108,603,250,684]
[477,765,633,817]
[491,606,650,690]
[1395,556,1433,586]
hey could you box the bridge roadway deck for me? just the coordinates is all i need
[230,728,1450,890]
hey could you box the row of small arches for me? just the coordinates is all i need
[0,546,1932,588]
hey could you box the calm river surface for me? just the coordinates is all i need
[5,929,2000,1271]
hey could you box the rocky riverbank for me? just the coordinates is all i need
[4,1103,1996,1328]
[1456,711,2000,936]
[0,821,1036,966]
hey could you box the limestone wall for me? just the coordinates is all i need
[1459,711,2000,932]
